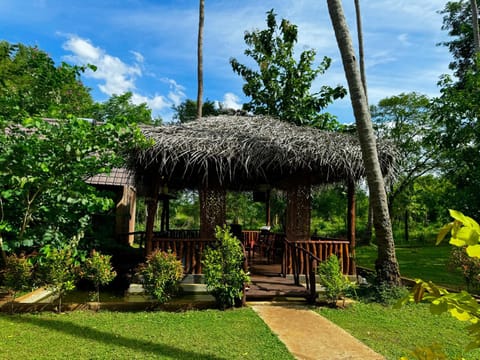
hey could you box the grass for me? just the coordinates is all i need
[355,244,466,289]
[318,302,480,360]
[0,308,294,360]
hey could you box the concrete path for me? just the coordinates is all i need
[251,303,384,360]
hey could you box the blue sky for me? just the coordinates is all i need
[1,0,452,123]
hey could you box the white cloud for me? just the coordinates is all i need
[61,34,186,116]
[63,35,140,96]
[131,50,144,64]
[397,33,411,46]
[166,79,186,107]
[222,93,242,110]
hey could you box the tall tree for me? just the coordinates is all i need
[472,0,480,53]
[326,0,401,285]
[354,0,367,101]
[371,93,438,215]
[434,0,480,217]
[196,0,205,119]
[0,41,94,121]
[172,99,218,123]
[230,9,346,129]
[91,92,161,125]
[439,0,480,83]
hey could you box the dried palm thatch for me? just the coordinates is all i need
[129,115,396,191]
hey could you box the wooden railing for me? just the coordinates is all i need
[283,238,353,275]
[151,237,215,274]
[285,239,320,304]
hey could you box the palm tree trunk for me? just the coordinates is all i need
[196,0,205,119]
[471,0,480,53]
[326,0,401,286]
[354,0,372,245]
[354,0,368,102]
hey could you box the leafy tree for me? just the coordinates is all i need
[91,92,161,125]
[371,93,439,217]
[172,99,218,123]
[0,41,94,121]
[0,116,147,251]
[430,59,480,217]
[327,0,401,286]
[438,0,480,84]
[230,9,346,129]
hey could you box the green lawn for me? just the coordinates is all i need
[318,302,480,360]
[355,244,466,289]
[0,309,294,360]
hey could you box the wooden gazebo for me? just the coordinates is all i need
[128,115,396,276]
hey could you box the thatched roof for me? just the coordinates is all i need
[129,115,396,192]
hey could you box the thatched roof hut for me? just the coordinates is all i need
[129,115,396,192]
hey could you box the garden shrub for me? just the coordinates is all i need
[83,250,117,302]
[448,246,480,293]
[317,254,356,306]
[202,225,250,309]
[3,253,33,313]
[37,244,82,312]
[136,250,183,304]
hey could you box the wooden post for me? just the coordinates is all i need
[145,179,160,255]
[265,189,271,227]
[347,180,356,275]
[145,196,158,255]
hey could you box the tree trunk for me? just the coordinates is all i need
[196,0,205,119]
[472,0,480,53]
[354,0,368,102]
[327,0,401,286]
[354,0,372,246]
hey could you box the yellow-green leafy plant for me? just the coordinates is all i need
[397,209,480,353]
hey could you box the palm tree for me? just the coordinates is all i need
[471,0,480,53]
[196,0,205,119]
[326,0,401,286]
[354,0,367,100]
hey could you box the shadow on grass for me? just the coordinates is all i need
[8,315,225,360]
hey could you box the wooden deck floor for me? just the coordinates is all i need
[246,256,309,301]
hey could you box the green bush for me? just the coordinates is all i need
[37,244,82,312]
[3,253,33,313]
[202,225,250,309]
[83,250,116,302]
[448,247,480,293]
[317,254,355,306]
[136,250,183,303]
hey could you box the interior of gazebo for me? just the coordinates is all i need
[128,115,395,284]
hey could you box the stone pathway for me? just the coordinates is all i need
[251,303,385,360]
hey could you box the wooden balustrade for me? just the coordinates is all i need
[151,237,215,274]
[283,238,353,275]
